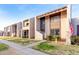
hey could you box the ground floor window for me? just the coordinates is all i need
[23,30,29,38]
[50,29,60,35]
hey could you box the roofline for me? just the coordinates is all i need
[36,6,67,18]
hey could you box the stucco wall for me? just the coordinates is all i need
[17,22,22,37]
[29,18,35,38]
[60,9,70,42]
[61,10,67,39]
[44,16,50,38]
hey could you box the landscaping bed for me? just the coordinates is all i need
[0,43,9,51]
[33,42,79,55]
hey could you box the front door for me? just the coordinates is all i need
[40,17,45,32]
[23,30,29,38]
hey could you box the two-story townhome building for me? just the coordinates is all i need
[22,17,35,39]
[35,5,71,44]
[4,26,11,36]
[3,5,71,45]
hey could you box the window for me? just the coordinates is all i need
[51,29,60,35]
[23,30,29,38]
[26,23,29,26]
[50,15,60,21]
[40,17,45,32]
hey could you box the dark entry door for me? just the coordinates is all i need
[77,25,79,36]
[24,30,29,38]
[40,17,45,32]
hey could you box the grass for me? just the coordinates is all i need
[8,39,30,45]
[0,43,9,51]
[33,42,79,55]
[0,36,31,45]
[0,36,39,46]
[0,36,10,40]
[7,38,39,45]
[0,36,26,40]
[36,42,56,50]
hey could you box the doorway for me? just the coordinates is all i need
[77,25,79,36]
[23,30,29,38]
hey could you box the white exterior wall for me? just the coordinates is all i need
[44,16,50,38]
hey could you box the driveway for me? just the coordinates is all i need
[0,40,47,55]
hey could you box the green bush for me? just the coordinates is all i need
[71,36,79,45]
[56,36,61,41]
[47,35,54,41]
[0,44,9,51]
[46,35,61,41]
[54,35,61,41]
[71,36,76,45]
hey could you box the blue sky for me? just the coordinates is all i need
[0,4,78,30]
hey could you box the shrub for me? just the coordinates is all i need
[54,35,61,41]
[46,35,61,41]
[71,36,79,45]
[47,35,55,41]
[71,36,76,45]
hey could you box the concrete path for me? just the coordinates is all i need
[0,40,47,55]
[25,40,46,48]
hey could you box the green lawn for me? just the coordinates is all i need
[0,43,9,51]
[8,39,30,45]
[0,36,30,45]
[0,36,40,46]
[8,39,39,45]
[0,36,26,40]
[33,42,79,55]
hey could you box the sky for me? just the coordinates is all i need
[0,4,78,30]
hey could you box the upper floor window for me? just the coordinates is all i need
[26,23,29,26]
[50,14,60,22]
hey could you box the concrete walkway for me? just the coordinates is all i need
[0,40,47,55]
